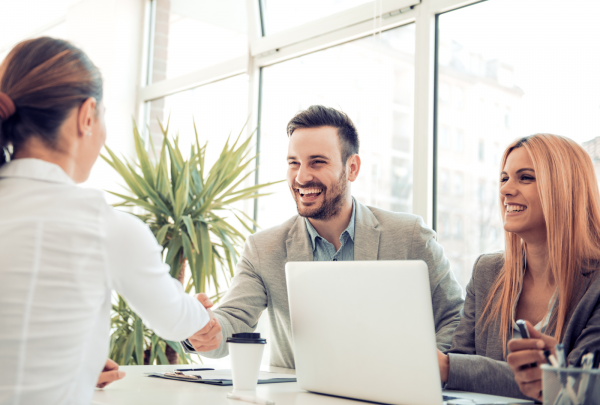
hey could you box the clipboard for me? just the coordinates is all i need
[145,370,296,386]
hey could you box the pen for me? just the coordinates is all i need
[543,350,553,366]
[516,320,537,368]
[175,367,214,372]
[593,350,600,369]
[227,392,275,405]
[555,343,566,368]
[575,348,588,368]
[547,353,559,368]
[576,353,594,403]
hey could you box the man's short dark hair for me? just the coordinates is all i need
[286,105,359,163]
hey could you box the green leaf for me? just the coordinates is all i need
[123,333,136,365]
[156,140,174,201]
[149,334,159,365]
[155,224,171,245]
[181,233,195,281]
[134,315,144,365]
[105,191,166,217]
[165,340,190,365]
[132,120,156,188]
[181,215,198,252]
[101,148,147,198]
[165,235,183,267]
[156,341,169,365]
[174,162,190,219]
[197,222,212,292]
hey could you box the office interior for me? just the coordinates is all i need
[1,0,599,404]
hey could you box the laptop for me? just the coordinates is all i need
[285,261,530,405]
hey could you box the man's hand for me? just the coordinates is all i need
[96,358,126,389]
[506,320,558,401]
[188,293,223,352]
[195,292,214,309]
[437,349,450,383]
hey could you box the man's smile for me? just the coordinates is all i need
[297,187,323,197]
[295,187,324,203]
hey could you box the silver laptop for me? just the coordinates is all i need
[285,261,531,405]
[286,260,442,405]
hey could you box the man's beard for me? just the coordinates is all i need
[291,169,348,221]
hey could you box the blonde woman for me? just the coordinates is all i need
[436,134,600,401]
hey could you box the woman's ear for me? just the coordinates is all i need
[77,97,97,138]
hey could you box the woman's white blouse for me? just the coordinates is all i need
[0,159,210,405]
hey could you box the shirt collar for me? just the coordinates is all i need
[304,198,356,251]
[0,158,75,185]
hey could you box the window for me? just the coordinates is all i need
[439,170,450,194]
[438,212,450,238]
[135,0,600,295]
[439,126,451,149]
[453,129,464,152]
[436,0,600,288]
[439,83,451,104]
[452,86,464,109]
[453,173,463,195]
[504,107,512,129]
[145,75,249,169]
[257,23,416,228]
[454,217,463,239]
[149,0,248,83]
[477,181,485,202]
[478,139,485,161]
[261,0,373,35]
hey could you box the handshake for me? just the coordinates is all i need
[96,293,223,390]
[187,293,224,352]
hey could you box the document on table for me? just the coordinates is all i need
[146,369,297,385]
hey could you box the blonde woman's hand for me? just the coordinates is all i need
[506,320,558,401]
[96,358,126,389]
[437,349,450,383]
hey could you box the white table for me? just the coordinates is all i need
[92,365,533,405]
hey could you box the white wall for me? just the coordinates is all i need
[0,0,146,196]
[66,0,146,194]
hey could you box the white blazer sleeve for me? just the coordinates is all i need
[104,208,209,341]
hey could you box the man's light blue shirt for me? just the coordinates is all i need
[304,200,355,261]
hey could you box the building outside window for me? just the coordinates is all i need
[436,0,600,288]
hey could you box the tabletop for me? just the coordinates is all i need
[92,364,533,405]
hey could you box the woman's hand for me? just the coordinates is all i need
[96,358,126,389]
[506,320,558,401]
[437,349,450,383]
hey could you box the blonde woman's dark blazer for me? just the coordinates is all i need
[445,252,600,400]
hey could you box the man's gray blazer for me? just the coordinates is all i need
[202,201,464,369]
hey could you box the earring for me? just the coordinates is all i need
[86,131,92,137]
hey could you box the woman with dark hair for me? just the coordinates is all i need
[0,38,217,404]
[437,134,600,401]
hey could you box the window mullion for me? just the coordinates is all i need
[412,0,436,228]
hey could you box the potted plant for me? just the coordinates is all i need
[103,120,280,365]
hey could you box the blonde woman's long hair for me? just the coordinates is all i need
[480,134,600,355]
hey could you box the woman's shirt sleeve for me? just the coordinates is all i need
[103,208,210,341]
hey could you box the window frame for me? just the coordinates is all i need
[137,0,485,226]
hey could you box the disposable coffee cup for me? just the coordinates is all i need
[227,332,266,392]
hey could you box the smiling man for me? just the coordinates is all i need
[183,105,464,368]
